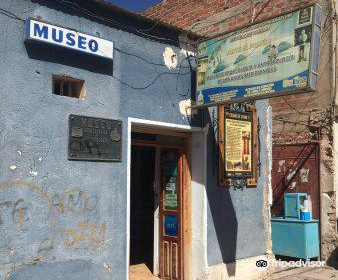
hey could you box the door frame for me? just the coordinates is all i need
[127,118,198,280]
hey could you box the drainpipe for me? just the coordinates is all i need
[333,1,337,108]
[333,0,338,236]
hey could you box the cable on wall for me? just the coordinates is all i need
[54,0,189,45]
[0,7,24,22]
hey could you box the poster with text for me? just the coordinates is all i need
[224,110,253,178]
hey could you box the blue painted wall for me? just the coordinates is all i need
[206,103,271,269]
[0,0,271,279]
[0,0,194,279]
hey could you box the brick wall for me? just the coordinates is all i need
[142,0,226,30]
[142,0,313,37]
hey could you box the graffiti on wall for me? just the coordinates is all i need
[61,221,107,251]
[0,180,57,268]
[0,179,106,273]
[52,187,98,215]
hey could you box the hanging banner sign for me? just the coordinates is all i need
[196,5,323,106]
[224,110,253,178]
[25,19,114,60]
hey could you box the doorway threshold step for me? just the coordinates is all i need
[130,263,160,280]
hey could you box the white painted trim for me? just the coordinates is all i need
[126,119,132,280]
[129,117,202,132]
[153,146,161,276]
[191,124,209,280]
[126,117,203,280]
[202,124,209,270]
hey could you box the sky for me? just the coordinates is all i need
[104,0,163,13]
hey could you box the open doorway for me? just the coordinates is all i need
[130,144,156,274]
[129,127,191,280]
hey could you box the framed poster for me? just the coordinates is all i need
[219,105,258,186]
[224,110,253,178]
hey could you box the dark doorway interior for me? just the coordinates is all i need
[130,145,156,272]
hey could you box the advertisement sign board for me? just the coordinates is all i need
[196,5,323,106]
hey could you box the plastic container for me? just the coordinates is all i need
[301,211,311,221]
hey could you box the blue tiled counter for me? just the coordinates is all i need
[271,218,320,259]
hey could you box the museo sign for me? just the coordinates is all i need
[25,19,114,60]
[196,5,323,106]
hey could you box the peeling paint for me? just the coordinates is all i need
[29,171,38,176]
[289,181,297,190]
[163,47,177,69]
[9,165,17,171]
[299,168,310,182]
[179,99,197,116]
[286,169,296,181]
[103,261,111,273]
[180,48,195,57]
[277,160,285,173]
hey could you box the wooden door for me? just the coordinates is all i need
[160,148,182,280]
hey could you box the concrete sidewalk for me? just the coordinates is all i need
[268,266,338,280]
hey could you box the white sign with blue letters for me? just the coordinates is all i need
[25,19,114,60]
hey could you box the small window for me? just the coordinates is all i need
[52,75,85,99]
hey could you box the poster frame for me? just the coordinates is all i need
[218,104,258,187]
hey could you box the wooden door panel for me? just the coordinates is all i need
[163,241,170,278]
[172,242,178,279]
[160,149,182,280]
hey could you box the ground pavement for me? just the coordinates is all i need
[268,266,338,280]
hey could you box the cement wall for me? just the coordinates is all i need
[0,0,194,279]
[0,0,273,279]
[205,100,272,268]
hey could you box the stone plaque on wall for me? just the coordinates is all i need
[68,115,122,162]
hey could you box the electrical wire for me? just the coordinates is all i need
[0,7,24,22]
[182,6,251,46]
[175,55,194,97]
[252,0,273,22]
[112,69,191,90]
[36,15,194,95]
[114,47,190,68]
[53,0,187,44]
[135,32,194,122]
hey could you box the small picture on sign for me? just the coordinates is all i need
[294,25,312,63]
[197,72,206,86]
[71,127,83,138]
[268,45,278,61]
[198,42,207,56]
[197,57,208,73]
[110,129,121,142]
[298,7,312,25]
[294,26,312,46]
